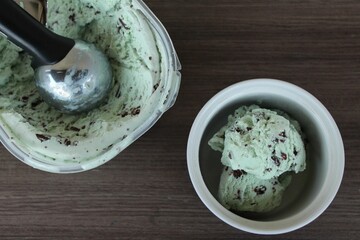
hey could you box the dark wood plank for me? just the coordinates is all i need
[0,0,359,239]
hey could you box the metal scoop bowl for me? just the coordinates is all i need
[0,0,112,113]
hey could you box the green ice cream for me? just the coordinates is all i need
[0,0,173,166]
[209,105,306,179]
[209,105,306,213]
[218,167,292,213]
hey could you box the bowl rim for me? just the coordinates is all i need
[187,78,345,235]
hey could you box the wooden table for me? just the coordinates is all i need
[0,1,359,239]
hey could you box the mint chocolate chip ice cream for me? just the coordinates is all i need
[0,0,178,168]
[209,105,306,213]
[218,167,292,213]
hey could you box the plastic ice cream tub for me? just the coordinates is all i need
[0,0,181,173]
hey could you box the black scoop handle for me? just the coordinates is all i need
[0,0,75,67]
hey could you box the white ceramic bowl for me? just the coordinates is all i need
[187,79,344,234]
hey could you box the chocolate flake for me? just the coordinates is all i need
[293,148,299,156]
[69,13,76,22]
[114,85,121,98]
[103,144,114,151]
[232,170,244,179]
[254,185,267,195]
[118,18,130,30]
[36,134,50,142]
[153,83,159,92]
[235,127,244,134]
[281,152,287,160]
[279,131,286,137]
[271,156,280,166]
[69,126,81,132]
[64,139,71,146]
[131,107,141,116]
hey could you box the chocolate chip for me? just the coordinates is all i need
[68,13,76,22]
[131,107,141,116]
[120,135,128,141]
[36,134,50,142]
[279,131,286,137]
[281,152,287,160]
[246,127,252,131]
[153,83,159,92]
[228,152,232,159]
[225,166,229,171]
[235,127,245,135]
[271,156,280,166]
[69,126,80,132]
[115,86,122,98]
[254,185,267,195]
[232,170,244,179]
[293,148,299,156]
[118,18,130,30]
[64,139,71,146]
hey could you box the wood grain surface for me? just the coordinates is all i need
[0,0,359,239]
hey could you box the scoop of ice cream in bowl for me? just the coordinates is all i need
[187,79,344,234]
[0,0,181,173]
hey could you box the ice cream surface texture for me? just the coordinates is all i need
[209,105,306,179]
[0,0,177,167]
[209,105,306,213]
[218,167,292,213]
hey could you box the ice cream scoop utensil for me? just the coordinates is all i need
[0,0,112,113]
